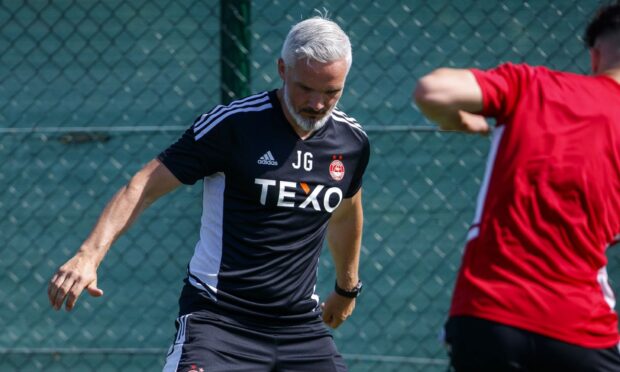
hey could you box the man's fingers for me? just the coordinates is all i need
[66,276,104,310]
[65,280,84,311]
[55,275,85,312]
[321,297,353,328]
[50,276,101,311]
[86,281,104,297]
[321,310,345,328]
[64,276,104,310]
[324,316,335,328]
[47,273,59,299]
[49,273,68,310]
[321,302,334,326]
[48,274,60,307]
[325,317,342,329]
[54,276,76,310]
[49,254,101,311]
[458,110,490,134]
[51,275,73,310]
[330,314,346,329]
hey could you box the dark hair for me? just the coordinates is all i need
[585,1,620,47]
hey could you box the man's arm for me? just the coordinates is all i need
[321,188,363,329]
[48,158,182,311]
[414,68,490,134]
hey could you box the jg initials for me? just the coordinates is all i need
[292,151,313,171]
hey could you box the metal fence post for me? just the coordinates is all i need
[220,0,251,104]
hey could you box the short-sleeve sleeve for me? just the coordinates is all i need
[470,63,533,125]
[157,115,232,185]
[345,135,370,198]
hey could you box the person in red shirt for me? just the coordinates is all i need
[414,2,620,371]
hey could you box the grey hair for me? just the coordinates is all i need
[281,16,352,70]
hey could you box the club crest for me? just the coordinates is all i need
[329,158,345,181]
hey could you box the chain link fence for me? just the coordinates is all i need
[1,1,617,371]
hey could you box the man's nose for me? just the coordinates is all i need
[307,93,325,111]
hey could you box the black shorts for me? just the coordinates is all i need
[445,316,620,372]
[162,309,347,372]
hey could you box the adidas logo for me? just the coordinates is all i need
[257,151,278,166]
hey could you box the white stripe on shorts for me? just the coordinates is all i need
[162,314,191,372]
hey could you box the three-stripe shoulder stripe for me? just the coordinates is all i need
[175,314,190,344]
[193,92,272,140]
[331,108,366,135]
[195,92,268,130]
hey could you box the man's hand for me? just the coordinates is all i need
[321,292,356,329]
[48,252,104,311]
[414,68,487,133]
[457,110,491,135]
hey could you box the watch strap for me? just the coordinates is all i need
[334,280,363,298]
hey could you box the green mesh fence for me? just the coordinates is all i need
[1,1,618,371]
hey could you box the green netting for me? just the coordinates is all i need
[1,1,616,371]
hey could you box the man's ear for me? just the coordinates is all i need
[277,58,286,80]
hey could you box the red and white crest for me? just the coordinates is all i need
[329,159,345,181]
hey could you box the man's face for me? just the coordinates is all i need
[278,57,349,132]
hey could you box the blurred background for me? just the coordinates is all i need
[0,1,614,371]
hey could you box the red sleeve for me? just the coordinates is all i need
[470,63,533,125]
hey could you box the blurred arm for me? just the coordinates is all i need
[414,68,490,134]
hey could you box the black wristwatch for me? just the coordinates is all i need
[334,280,363,298]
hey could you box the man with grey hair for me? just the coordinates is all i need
[48,15,369,372]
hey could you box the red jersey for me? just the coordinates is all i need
[450,63,620,348]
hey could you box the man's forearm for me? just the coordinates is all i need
[327,197,363,290]
[329,238,361,290]
[77,159,179,264]
[78,181,151,264]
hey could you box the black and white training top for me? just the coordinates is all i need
[158,90,370,323]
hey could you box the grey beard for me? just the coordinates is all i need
[283,86,334,132]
